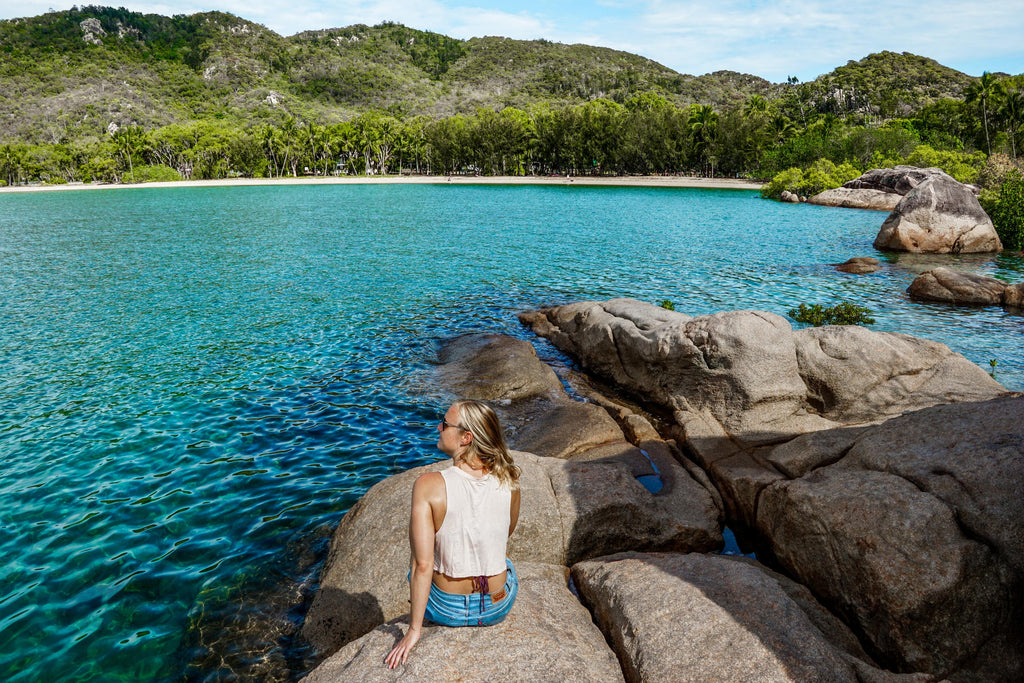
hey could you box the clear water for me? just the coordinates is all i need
[1,184,1021,681]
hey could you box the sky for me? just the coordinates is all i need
[2,0,1023,83]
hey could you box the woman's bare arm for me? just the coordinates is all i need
[385,472,443,669]
[508,488,521,536]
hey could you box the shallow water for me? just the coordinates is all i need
[1,184,1021,681]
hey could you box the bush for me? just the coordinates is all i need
[761,160,862,200]
[125,164,183,183]
[761,167,805,199]
[788,302,876,326]
[658,299,676,310]
[980,170,1024,251]
[903,145,985,184]
[977,153,1023,191]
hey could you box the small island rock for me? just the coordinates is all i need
[873,173,1002,253]
[835,256,881,274]
[908,266,1007,305]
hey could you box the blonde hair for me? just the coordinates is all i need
[454,400,520,490]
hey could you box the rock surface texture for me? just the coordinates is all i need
[519,298,1002,447]
[808,166,950,211]
[873,172,1002,253]
[303,562,626,683]
[809,187,902,211]
[909,266,1023,307]
[759,397,1024,681]
[520,297,1020,680]
[571,552,933,683]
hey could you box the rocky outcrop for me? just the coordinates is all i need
[758,396,1024,680]
[810,187,902,211]
[780,190,800,203]
[845,166,950,195]
[436,333,624,458]
[303,562,626,683]
[571,552,933,683]
[835,256,881,273]
[808,166,951,211]
[873,173,1002,253]
[300,449,722,653]
[519,299,1003,448]
[520,297,1020,679]
[909,266,1023,307]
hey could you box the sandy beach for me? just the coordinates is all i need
[0,174,764,194]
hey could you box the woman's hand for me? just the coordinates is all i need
[384,625,421,669]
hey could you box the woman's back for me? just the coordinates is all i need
[434,467,512,578]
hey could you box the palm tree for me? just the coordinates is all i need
[111,125,146,182]
[998,89,1023,160]
[966,72,1005,155]
[688,104,719,176]
[768,114,795,145]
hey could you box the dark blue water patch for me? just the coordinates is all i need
[1,183,1021,681]
[720,528,758,560]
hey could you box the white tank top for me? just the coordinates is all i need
[434,466,512,577]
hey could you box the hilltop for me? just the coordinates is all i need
[0,7,977,143]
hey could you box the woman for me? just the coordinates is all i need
[385,399,521,669]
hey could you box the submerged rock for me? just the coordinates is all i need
[908,266,1020,306]
[303,562,625,683]
[874,174,1001,253]
[834,256,881,273]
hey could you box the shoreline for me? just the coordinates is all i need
[0,174,764,194]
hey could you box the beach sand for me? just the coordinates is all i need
[0,174,764,194]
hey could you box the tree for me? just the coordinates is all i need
[997,89,1023,160]
[966,71,1005,155]
[111,125,146,182]
[688,104,719,176]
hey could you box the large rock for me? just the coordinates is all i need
[810,187,902,211]
[303,562,625,683]
[435,333,563,400]
[301,450,721,654]
[520,301,833,444]
[571,552,931,683]
[844,166,949,195]
[792,324,1003,424]
[519,299,1003,447]
[757,396,1024,680]
[435,333,625,458]
[908,266,1020,306]
[874,174,1002,253]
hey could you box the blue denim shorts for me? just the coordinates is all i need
[419,558,518,627]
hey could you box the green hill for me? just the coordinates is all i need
[0,6,841,143]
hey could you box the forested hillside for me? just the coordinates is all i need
[1,5,1022,214]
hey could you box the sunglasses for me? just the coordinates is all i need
[440,417,467,432]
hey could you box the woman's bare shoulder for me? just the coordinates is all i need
[413,471,445,499]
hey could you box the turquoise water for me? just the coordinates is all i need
[1,184,1021,681]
